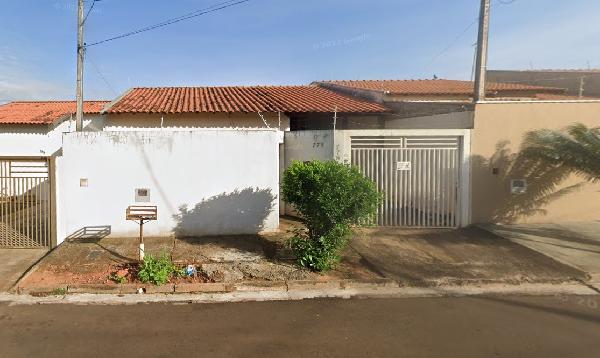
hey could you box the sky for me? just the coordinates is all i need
[0,0,598,102]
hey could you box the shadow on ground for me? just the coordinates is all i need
[348,225,587,286]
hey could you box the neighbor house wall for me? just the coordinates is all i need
[282,130,335,215]
[0,125,54,156]
[56,130,280,244]
[384,111,473,129]
[488,70,600,98]
[0,114,105,157]
[104,112,290,133]
[284,130,334,165]
[471,101,600,224]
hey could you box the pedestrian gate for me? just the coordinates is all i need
[0,158,52,248]
[351,136,462,228]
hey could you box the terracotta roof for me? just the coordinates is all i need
[319,79,565,96]
[106,86,390,114]
[0,101,109,125]
[534,93,600,101]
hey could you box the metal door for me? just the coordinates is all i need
[351,136,461,228]
[0,158,52,248]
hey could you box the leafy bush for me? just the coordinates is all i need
[138,253,179,285]
[282,160,380,271]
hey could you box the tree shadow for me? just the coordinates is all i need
[471,140,586,223]
[490,224,600,249]
[172,187,276,237]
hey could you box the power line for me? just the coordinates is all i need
[82,0,100,25]
[430,0,518,63]
[85,0,251,48]
[86,54,119,97]
[431,18,478,62]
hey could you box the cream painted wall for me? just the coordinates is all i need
[282,130,335,215]
[284,130,334,165]
[57,130,280,243]
[471,102,600,224]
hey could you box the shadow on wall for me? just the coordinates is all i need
[471,140,585,223]
[173,188,276,237]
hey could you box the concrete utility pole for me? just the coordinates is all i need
[578,76,586,98]
[473,0,491,103]
[75,0,85,131]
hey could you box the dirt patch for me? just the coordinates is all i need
[18,229,323,288]
[17,218,584,290]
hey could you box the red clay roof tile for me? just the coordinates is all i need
[0,101,109,125]
[106,86,389,114]
[320,79,565,96]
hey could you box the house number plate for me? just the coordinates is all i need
[396,161,411,171]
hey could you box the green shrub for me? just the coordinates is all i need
[138,253,179,285]
[51,287,67,296]
[282,160,380,271]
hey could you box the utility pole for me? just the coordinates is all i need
[578,76,586,98]
[75,0,85,131]
[473,0,491,103]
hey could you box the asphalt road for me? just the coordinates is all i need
[1,296,600,357]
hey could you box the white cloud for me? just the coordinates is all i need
[0,48,71,103]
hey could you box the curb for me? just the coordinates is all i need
[2,281,598,306]
[13,278,398,297]
[10,278,597,303]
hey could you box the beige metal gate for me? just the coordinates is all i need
[0,157,53,248]
[351,136,461,228]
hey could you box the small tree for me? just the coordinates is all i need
[282,160,380,271]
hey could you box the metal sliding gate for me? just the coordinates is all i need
[351,136,462,228]
[0,158,52,248]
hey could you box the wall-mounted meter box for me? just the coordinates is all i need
[135,188,151,202]
[510,179,527,194]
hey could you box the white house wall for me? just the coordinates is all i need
[0,114,105,157]
[104,112,289,131]
[57,130,280,244]
[0,125,53,156]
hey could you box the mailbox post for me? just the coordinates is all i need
[126,205,157,261]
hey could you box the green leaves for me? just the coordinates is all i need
[138,253,179,285]
[522,123,600,183]
[282,160,380,271]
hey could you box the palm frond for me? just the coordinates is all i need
[522,123,600,183]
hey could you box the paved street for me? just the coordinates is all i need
[1,296,599,357]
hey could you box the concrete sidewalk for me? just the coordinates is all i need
[0,249,47,291]
[485,222,600,282]
[14,219,590,297]
[349,225,587,286]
